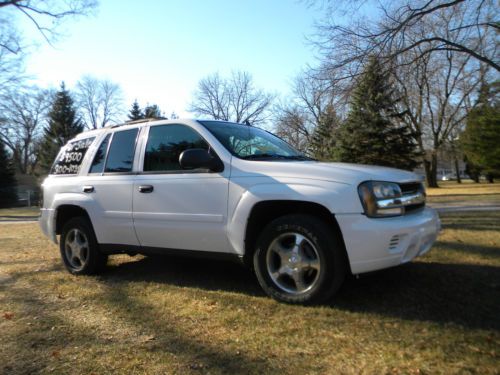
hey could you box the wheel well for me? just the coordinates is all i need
[55,205,91,235]
[244,200,349,269]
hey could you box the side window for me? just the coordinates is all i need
[144,124,208,172]
[51,137,95,175]
[89,134,111,174]
[104,128,138,173]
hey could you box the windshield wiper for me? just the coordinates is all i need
[278,155,315,161]
[241,154,314,161]
[241,153,288,160]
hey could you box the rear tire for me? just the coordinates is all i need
[253,214,346,304]
[60,217,108,275]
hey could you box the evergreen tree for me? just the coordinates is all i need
[128,100,144,120]
[0,141,18,207]
[334,57,420,170]
[461,81,500,181]
[310,104,339,160]
[144,104,165,119]
[39,83,84,174]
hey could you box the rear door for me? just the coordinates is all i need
[84,127,141,247]
[132,123,231,253]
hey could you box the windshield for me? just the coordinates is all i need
[199,121,310,160]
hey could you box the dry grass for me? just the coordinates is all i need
[426,181,500,196]
[0,210,499,374]
[426,181,500,206]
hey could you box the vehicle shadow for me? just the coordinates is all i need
[104,255,264,297]
[335,261,500,331]
[102,254,500,331]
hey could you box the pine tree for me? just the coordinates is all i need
[335,57,420,170]
[0,141,18,207]
[310,104,339,161]
[128,100,144,120]
[144,104,164,119]
[461,81,500,181]
[39,83,84,174]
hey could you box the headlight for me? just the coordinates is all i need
[358,181,404,217]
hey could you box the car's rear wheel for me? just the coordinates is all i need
[253,214,346,304]
[60,217,107,275]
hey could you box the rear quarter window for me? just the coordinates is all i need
[51,137,95,175]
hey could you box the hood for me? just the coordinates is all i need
[231,160,422,185]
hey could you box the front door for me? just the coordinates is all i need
[132,123,231,253]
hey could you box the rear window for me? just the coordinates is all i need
[51,137,95,175]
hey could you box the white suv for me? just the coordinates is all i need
[40,119,440,304]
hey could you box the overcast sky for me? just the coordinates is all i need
[20,0,323,118]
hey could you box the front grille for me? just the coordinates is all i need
[399,182,426,213]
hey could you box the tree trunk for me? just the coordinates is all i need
[454,158,461,183]
[486,174,494,183]
[426,154,439,188]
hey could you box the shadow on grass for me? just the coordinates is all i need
[0,266,99,374]
[335,262,500,331]
[99,282,276,373]
[101,253,500,331]
[2,264,277,374]
[104,255,264,297]
[436,240,500,259]
[438,211,500,232]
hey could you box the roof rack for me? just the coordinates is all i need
[110,117,166,128]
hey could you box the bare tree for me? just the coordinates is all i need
[273,70,347,153]
[0,0,97,105]
[0,87,52,173]
[188,71,275,125]
[395,45,483,186]
[75,76,124,129]
[0,0,97,51]
[274,104,310,152]
[313,0,499,80]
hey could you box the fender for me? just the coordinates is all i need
[49,192,96,240]
[226,180,360,256]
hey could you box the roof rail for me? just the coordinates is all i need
[110,117,166,128]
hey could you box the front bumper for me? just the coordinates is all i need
[336,207,440,274]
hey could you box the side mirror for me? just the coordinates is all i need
[179,148,224,172]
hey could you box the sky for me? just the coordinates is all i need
[19,0,324,118]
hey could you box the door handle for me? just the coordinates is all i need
[82,185,94,193]
[138,185,154,193]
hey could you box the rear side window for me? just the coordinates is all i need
[51,137,95,175]
[104,128,138,173]
[144,124,208,172]
[89,134,111,174]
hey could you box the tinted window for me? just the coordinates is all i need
[104,129,138,172]
[144,124,208,172]
[51,137,95,175]
[89,134,111,173]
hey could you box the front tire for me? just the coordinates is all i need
[253,214,346,304]
[60,217,108,275]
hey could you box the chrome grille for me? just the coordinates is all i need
[399,182,426,213]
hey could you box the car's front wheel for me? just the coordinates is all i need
[60,217,107,275]
[253,214,346,304]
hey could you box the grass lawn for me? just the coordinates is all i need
[0,210,498,374]
[426,181,500,206]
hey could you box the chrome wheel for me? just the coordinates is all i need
[266,232,321,295]
[64,228,89,271]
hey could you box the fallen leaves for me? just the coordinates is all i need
[3,312,14,320]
